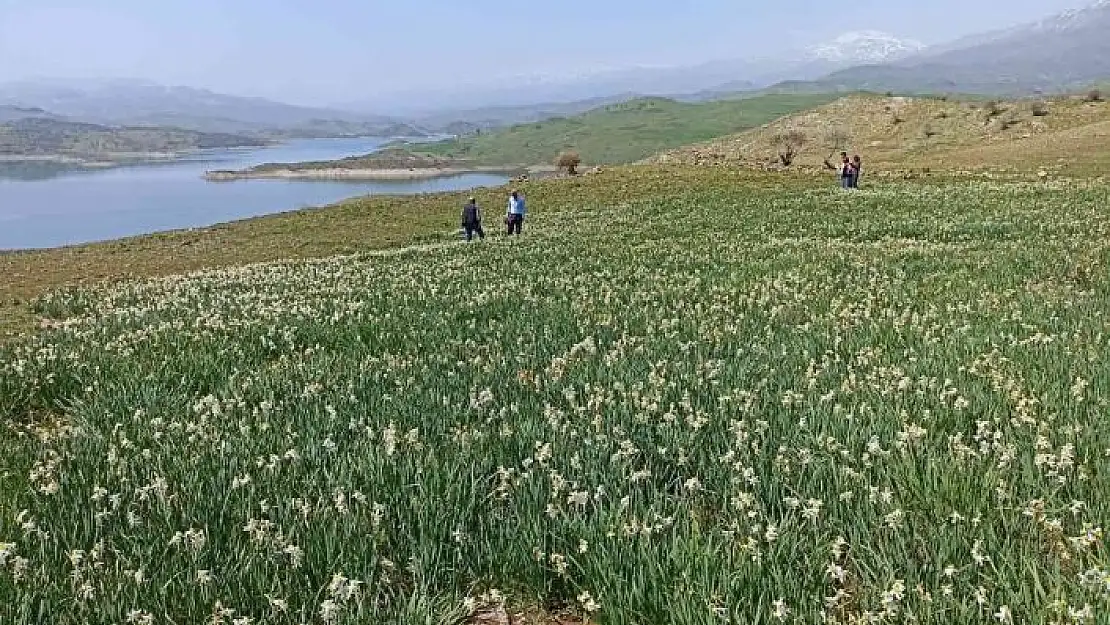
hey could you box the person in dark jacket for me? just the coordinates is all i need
[850,155,863,188]
[461,197,484,241]
[839,152,852,189]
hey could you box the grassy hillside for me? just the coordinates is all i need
[237,147,453,173]
[3,168,1110,623]
[410,93,841,166]
[650,92,1110,176]
[413,94,638,132]
[0,117,268,160]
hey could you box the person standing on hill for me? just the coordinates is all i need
[461,197,484,241]
[839,152,852,189]
[506,190,526,235]
[850,155,863,189]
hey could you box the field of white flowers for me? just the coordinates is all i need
[2,178,1110,624]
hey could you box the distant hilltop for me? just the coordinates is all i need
[0,117,269,163]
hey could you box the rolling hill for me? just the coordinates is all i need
[0,117,268,161]
[648,92,1110,176]
[411,94,639,132]
[0,105,58,123]
[401,93,841,167]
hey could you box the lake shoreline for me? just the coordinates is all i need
[2,136,516,251]
[0,133,429,172]
[0,148,259,171]
[203,164,553,182]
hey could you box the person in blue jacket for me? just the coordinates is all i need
[506,190,526,235]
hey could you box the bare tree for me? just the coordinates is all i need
[772,130,806,167]
[1088,89,1103,103]
[555,150,582,175]
[821,127,851,170]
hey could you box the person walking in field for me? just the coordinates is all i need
[850,155,863,189]
[461,196,484,241]
[506,189,526,235]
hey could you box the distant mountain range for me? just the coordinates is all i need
[349,2,1110,113]
[1,1,1108,146]
[814,0,1110,95]
[0,79,423,138]
[343,31,925,115]
[0,105,59,123]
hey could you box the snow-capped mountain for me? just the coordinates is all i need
[1028,0,1110,32]
[354,0,1110,115]
[808,31,925,65]
[820,0,1110,94]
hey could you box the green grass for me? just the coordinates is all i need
[412,93,840,166]
[0,167,788,339]
[3,171,1110,624]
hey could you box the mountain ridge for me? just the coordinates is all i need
[0,80,414,137]
[805,1,1110,95]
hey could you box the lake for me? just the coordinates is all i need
[0,137,508,250]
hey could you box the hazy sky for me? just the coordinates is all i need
[0,0,1097,105]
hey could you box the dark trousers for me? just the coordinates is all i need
[506,214,523,235]
[464,223,484,241]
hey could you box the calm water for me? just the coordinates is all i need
[0,137,508,250]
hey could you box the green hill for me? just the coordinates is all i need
[0,117,268,161]
[410,93,840,166]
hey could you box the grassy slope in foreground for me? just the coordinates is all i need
[3,171,1110,623]
[0,167,784,337]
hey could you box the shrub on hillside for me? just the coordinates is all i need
[1087,89,1103,103]
[772,130,806,167]
[555,150,582,175]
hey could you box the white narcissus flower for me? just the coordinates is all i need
[772,598,790,621]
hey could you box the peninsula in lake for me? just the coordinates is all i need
[204,147,534,181]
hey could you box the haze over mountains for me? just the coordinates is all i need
[342,31,928,114]
[0,79,420,137]
[818,0,1110,94]
[0,0,1107,138]
[340,0,1108,115]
